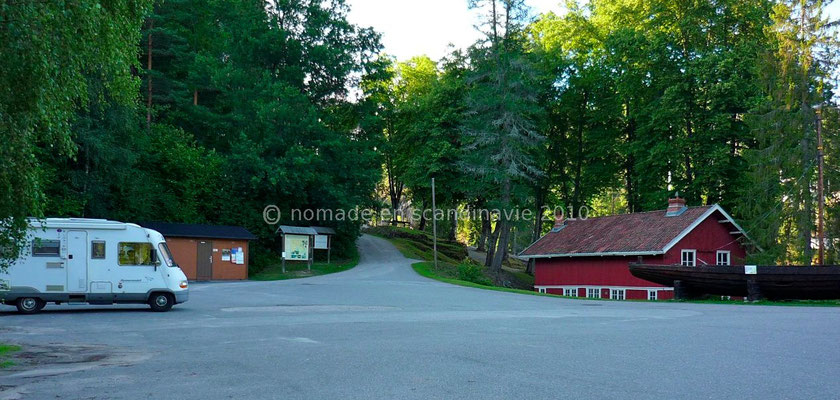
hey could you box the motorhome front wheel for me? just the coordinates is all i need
[17,297,45,314]
[149,293,174,312]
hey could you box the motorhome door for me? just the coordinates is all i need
[67,230,89,292]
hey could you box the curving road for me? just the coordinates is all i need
[1,234,839,399]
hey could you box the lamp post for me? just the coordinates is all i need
[815,106,827,265]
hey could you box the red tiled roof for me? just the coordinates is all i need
[521,206,715,257]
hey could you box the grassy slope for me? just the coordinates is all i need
[367,226,537,291]
[412,261,567,298]
[0,343,20,368]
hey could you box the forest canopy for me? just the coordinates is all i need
[0,0,837,273]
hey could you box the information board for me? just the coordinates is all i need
[284,234,310,260]
[314,234,328,250]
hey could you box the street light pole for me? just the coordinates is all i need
[431,177,438,269]
[816,106,825,266]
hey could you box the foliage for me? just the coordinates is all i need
[0,0,153,271]
[457,262,493,286]
[1,0,838,270]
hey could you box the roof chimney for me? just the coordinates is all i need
[665,193,687,217]
[551,210,566,232]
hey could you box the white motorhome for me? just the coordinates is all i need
[0,218,189,314]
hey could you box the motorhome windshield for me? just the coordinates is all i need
[158,242,175,267]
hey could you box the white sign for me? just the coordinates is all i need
[744,265,757,275]
[284,234,310,261]
[314,234,328,250]
[235,247,245,265]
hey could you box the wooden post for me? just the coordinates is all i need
[816,107,825,266]
[746,278,763,302]
[308,235,312,272]
[281,233,286,273]
[673,280,688,300]
[431,177,438,269]
[327,236,331,264]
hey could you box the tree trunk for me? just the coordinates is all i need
[572,90,587,211]
[491,179,513,278]
[491,219,511,283]
[146,18,153,131]
[448,214,457,242]
[418,198,427,231]
[477,212,490,252]
[526,187,545,275]
[485,219,500,267]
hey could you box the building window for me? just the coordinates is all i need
[32,239,60,256]
[610,289,625,300]
[538,288,546,294]
[716,251,730,266]
[564,288,576,297]
[681,250,696,266]
[91,241,106,259]
[648,290,658,301]
[587,288,600,298]
[118,242,154,266]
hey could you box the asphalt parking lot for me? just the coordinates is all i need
[1,234,839,399]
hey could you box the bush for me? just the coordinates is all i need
[364,226,467,261]
[457,262,492,286]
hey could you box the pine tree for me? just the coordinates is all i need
[463,0,545,280]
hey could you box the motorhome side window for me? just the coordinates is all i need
[91,241,106,259]
[32,239,60,256]
[118,242,154,265]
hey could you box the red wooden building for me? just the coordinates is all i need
[520,197,750,300]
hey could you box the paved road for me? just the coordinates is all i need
[1,234,839,399]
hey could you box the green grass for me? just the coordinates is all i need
[0,343,20,368]
[412,261,564,297]
[250,254,359,281]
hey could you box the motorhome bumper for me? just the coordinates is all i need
[174,291,189,304]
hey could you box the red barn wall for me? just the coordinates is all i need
[165,237,249,281]
[662,210,747,265]
[534,256,669,287]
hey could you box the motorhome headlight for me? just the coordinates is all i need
[0,279,9,291]
[179,280,188,289]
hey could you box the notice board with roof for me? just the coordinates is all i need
[275,226,317,272]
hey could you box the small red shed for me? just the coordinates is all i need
[520,198,750,300]
[140,222,257,281]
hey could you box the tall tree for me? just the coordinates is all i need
[741,0,839,264]
[463,0,545,280]
[0,0,153,270]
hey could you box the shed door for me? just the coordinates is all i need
[196,240,213,281]
[66,230,88,292]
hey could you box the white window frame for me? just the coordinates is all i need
[538,287,546,294]
[563,288,576,297]
[716,250,730,266]
[587,288,601,299]
[681,249,697,267]
[648,290,658,301]
[610,289,625,300]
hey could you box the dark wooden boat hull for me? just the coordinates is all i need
[629,264,840,300]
